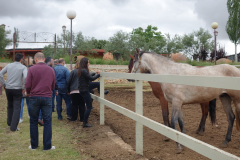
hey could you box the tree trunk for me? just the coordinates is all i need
[235,43,238,62]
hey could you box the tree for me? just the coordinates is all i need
[74,32,96,55]
[93,39,107,49]
[104,30,130,60]
[198,47,209,61]
[164,33,183,56]
[182,28,214,60]
[130,25,166,53]
[210,47,227,61]
[0,27,12,57]
[226,0,240,62]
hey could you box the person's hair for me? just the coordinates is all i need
[75,61,80,69]
[54,59,59,64]
[15,53,24,62]
[34,52,45,60]
[59,58,64,64]
[45,57,52,64]
[77,57,89,77]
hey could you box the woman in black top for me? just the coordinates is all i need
[77,58,100,128]
[67,62,85,122]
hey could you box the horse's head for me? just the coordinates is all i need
[131,48,150,74]
[127,54,135,82]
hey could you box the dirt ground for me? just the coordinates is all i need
[89,88,240,160]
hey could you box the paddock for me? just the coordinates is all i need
[91,88,240,159]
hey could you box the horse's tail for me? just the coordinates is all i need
[209,99,216,125]
[235,107,240,131]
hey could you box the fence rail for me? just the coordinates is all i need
[91,72,240,160]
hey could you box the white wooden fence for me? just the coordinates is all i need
[90,72,240,160]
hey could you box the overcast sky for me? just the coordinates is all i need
[0,0,237,55]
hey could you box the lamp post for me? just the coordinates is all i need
[62,25,66,55]
[66,10,76,70]
[211,22,218,65]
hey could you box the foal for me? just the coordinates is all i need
[131,49,240,153]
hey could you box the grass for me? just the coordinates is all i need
[0,58,12,63]
[0,89,89,160]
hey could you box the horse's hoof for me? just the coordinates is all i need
[175,148,184,154]
[164,136,170,141]
[197,131,204,136]
[195,130,199,134]
[220,143,228,148]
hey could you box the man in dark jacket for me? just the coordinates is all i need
[54,58,71,120]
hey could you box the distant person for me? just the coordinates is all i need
[25,52,55,150]
[67,62,85,122]
[0,53,27,131]
[45,57,58,112]
[55,58,71,120]
[77,57,100,128]
[53,59,59,68]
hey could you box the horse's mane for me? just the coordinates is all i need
[140,51,174,62]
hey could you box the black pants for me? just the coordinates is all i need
[80,91,92,123]
[5,89,22,131]
[70,93,85,121]
[89,82,100,94]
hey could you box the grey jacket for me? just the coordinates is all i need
[0,62,27,89]
[67,69,79,93]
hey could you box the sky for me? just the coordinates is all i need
[0,0,237,55]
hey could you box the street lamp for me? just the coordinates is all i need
[211,22,218,65]
[62,25,66,55]
[66,10,76,70]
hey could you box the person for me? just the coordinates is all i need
[77,57,100,128]
[19,60,30,123]
[45,57,58,112]
[67,62,85,122]
[25,52,55,150]
[55,58,71,120]
[53,59,58,68]
[0,53,27,131]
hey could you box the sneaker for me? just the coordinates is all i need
[38,120,44,126]
[104,90,109,95]
[67,117,71,120]
[16,128,20,131]
[29,145,36,150]
[44,146,55,151]
[19,119,23,123]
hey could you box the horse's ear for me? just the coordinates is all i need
[130,55,134,59]
[136,48,140,55]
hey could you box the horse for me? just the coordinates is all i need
[128,54,216,139]
[131,48,240,153]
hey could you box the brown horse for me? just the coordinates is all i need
[128,54,216,137]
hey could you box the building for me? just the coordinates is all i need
[226,53,240,62]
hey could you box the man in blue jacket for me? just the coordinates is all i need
[54,58,71,120]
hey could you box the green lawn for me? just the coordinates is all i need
[0,90,90,160]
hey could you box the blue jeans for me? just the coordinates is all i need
[56,93,71,120]
[80,91,92,123]
[20,97,30,119]
[52,90,55,111]
[29,97,52,150]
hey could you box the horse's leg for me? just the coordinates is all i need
[196,102,208,136]
[170,100,184,154]
[159,96,171,141]
[219,93,235,148]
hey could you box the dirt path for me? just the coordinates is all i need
[90,89,240,160]
[71,113,146,160]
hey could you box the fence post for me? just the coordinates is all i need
[135,80,143,155]
[100,75,105,125]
